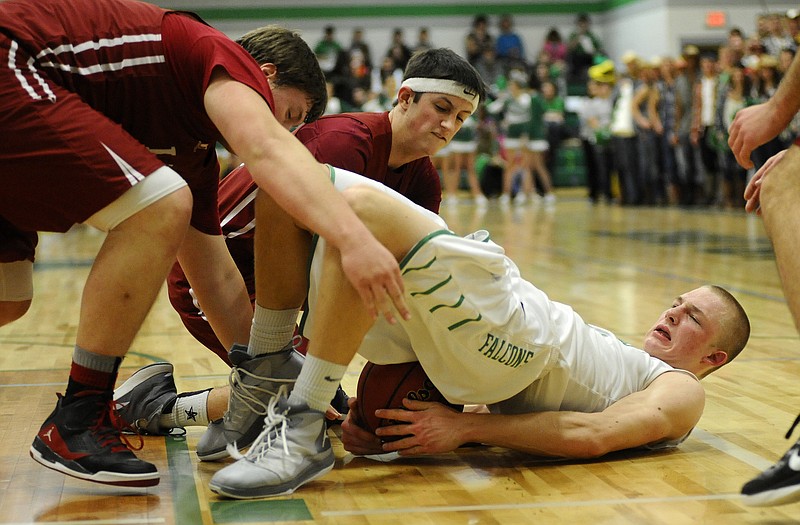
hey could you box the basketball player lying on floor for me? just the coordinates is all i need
[116,166,750,498]
[195,167,749,499]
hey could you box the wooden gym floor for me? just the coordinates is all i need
[1,190,799,524]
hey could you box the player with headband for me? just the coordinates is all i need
[400,77,481,113]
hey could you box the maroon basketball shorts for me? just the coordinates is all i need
[0,33,164,242]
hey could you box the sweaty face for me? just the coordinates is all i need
[269,84,312,130]
[404,92,474,156]
[642,287,727,373]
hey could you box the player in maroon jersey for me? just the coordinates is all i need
[0,0,414,488]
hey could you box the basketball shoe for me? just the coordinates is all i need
[330,384,350,419]
[741,414,800,506]
[198,383,349,462]
[196,343,303,461]
[209,387,333,499]
[114,362,177,436]
[30,391,159,487]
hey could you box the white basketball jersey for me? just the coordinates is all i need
[490,316,696,414]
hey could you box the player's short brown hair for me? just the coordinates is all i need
[403,48,487,105]
[237,25,327,123]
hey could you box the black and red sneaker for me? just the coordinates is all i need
[29,390,159,487]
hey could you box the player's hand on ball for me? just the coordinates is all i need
[376,398,464,455]
[340,397,385,455]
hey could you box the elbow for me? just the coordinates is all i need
[236,135,283,171]
[572,436,612,459]
[554,432,612,459]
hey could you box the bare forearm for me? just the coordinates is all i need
[461,375,701,458]
[176,230,253,350]
[458,411,608,458]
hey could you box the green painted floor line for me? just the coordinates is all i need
[164,436,313,523]
[127,350,171,363]
[165,436,204,524]
[211,499,313,523]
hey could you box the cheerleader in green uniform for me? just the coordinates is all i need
[442,111,489,207]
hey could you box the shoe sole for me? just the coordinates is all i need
[30,438,159,487]
[114,362,174,400]
[741,485,800,507]
[208,453,335,499]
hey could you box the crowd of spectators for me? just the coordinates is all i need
[308,10,800,208]
[592,10,800,208]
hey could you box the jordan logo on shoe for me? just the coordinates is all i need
[789,447,800,471]
[185,406,198,422]
[42,426,55,442]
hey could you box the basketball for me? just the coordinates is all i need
[355,361,462,439]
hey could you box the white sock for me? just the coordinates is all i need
[159,389,210,429]
[289,354,345,413]
[248,305,299,357]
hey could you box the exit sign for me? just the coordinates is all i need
[706,11,726,28]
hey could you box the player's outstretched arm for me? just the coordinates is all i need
[374,372,704,458]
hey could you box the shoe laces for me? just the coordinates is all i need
[227,385,290,461]
[226,342,300,419]
[78,392,144,453]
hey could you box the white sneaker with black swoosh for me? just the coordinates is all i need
[741,414,800,506]
[208,385,333,499]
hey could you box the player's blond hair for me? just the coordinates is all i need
[707,284,750,368]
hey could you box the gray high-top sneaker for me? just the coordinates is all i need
[209,387,333,499]
[196,343,303,461]
[113,363,177,436]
